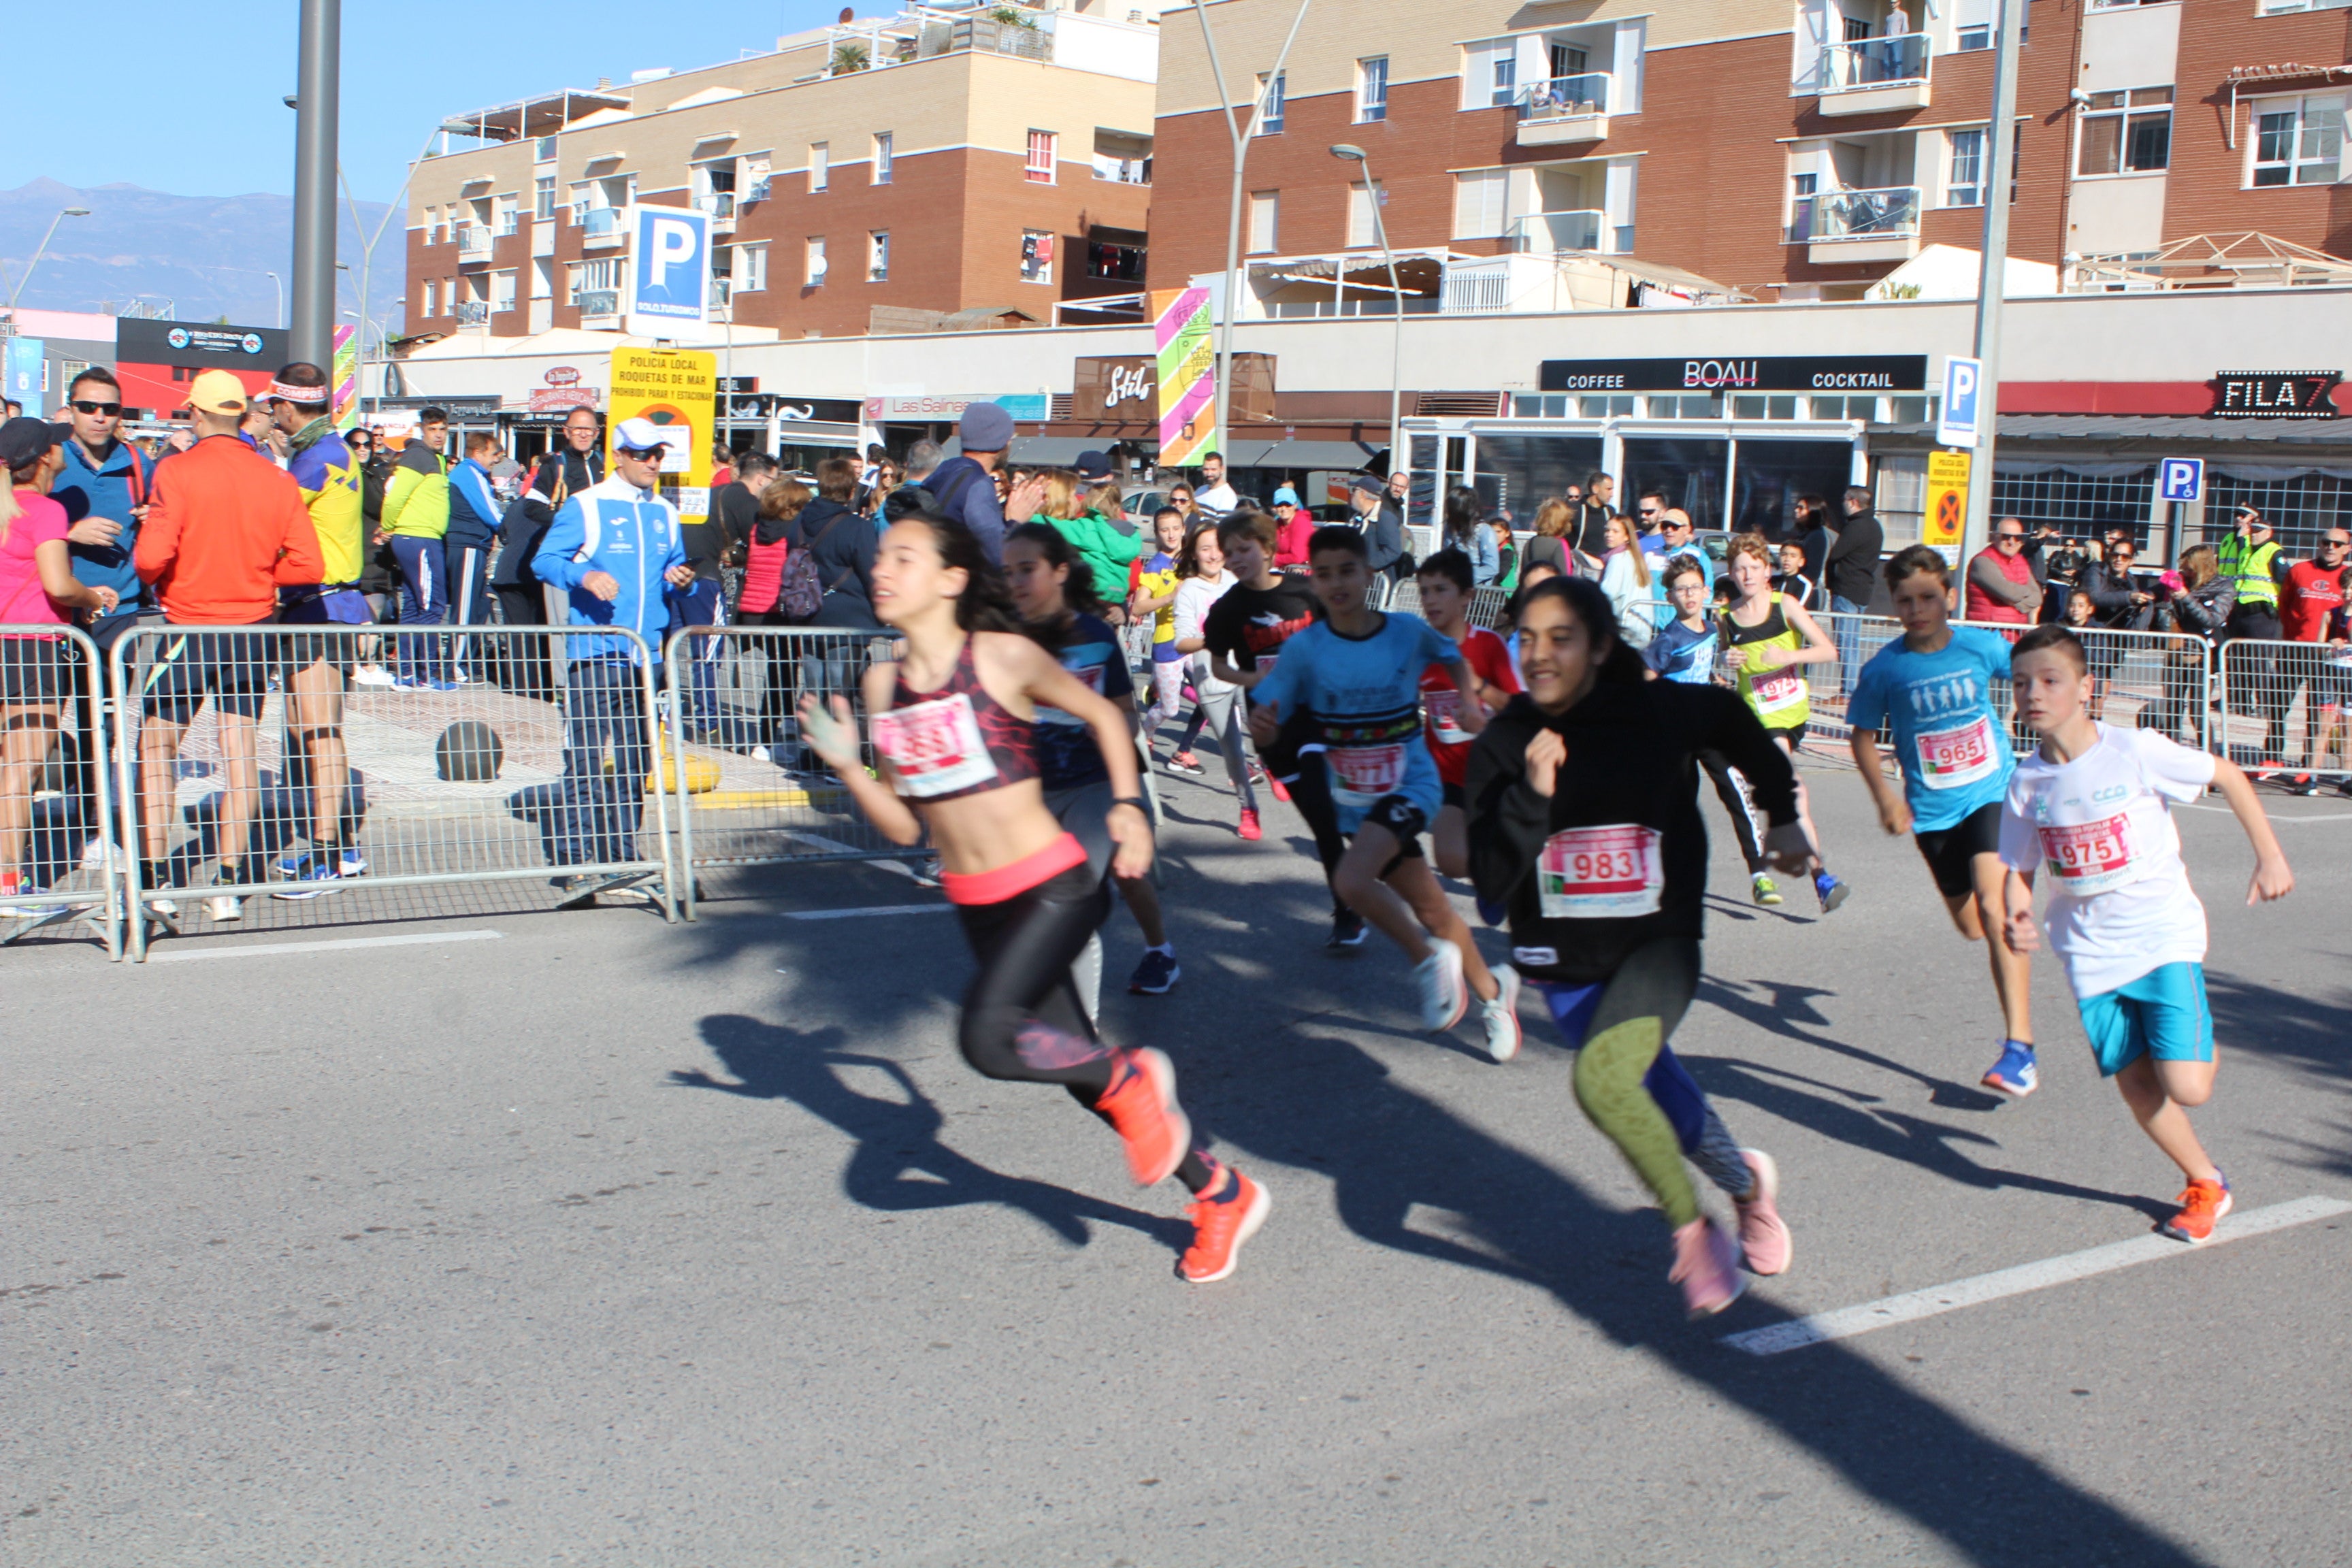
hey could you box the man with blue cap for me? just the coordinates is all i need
[915,400,1045,561]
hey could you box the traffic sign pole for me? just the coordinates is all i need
[1959,0,2025,572]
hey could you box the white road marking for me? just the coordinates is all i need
[148,930,505,964]
[1725,1194,2352,1356]
[782,831,924,881]
[783,903,951,921]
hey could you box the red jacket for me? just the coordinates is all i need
[135,435,324,624]
[1273,512,1314,568]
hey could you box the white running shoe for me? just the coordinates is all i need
[1414,941,1469,1032]
[203,889,244,922]
[1480,963,1522,1062]
[351,664,396,688]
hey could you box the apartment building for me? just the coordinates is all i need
[405,1,1163,346]
[1146,0,2352,306]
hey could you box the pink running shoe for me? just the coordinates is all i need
[1670,1218,1746,1318]
[1733,1149,1792,1277]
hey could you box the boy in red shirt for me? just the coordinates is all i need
[1414,546,1519,878]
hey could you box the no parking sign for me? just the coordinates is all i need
[1925,451,1970,548]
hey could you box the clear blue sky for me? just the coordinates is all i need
[16,1,849,205]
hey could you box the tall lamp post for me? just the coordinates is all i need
[290,0,341,365]
[1958,0,2026,570]
[1329,145,1403,478]
[5,206,93,312]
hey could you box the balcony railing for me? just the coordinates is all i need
[695,192,736,220]
[581,207,625,247]
[1091,156,1153,185]
[1507,209,1606,253]
[578,289,620,319]
[1786,185,1921,244]
[453,300,489,325]
[457,225,492,257]
[1516,73,1611,123]
[1820,34,1930,92]
[1269,296,1442,318]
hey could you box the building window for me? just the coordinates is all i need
[1020,229,1054,284]
[810,142,829,192]
[1088,238,1146,281]
[534,176,555,222]
[2251,95,2344,186]
[1092,129,1153,184]
[868,231,890,282]
[490,270,517,313]
[1357,56,1389,123]
[736,242,768,292]
[1347,180,1386,248]
[805,237,828,285]
[530,257,553,299]
[2077,86,2172,176]
[563,266,582,307]
[1946,129,1984,206]
[422,279,438,316]
[1452,168,1507,238]
[1257,72,1286,134]
[583,257,620,293]
[1248,190,1279,253]
[873,132,893,184]
[1463,39,1518,110]
[1026,129,1058,182]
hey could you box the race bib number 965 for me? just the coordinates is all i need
[1916,715,1998,789]
[1538,823,1664,918]
[872,693,1000,798]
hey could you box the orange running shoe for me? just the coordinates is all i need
[1180,1168,1271,1284]
[2160,1173,2232,1244]
[1268,774,1291,804]
[1095,1047,1190,1186]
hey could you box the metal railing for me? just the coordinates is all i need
[1267,296,1442,318]
[694,192,737,220]
[457,225,492,257]
[582,208,625,244]
[1507,209,1605,253]
[2217,638,2352,779]
[1820,34,1931,91]
[578,289,621,319]
[108,625,681,961]
[0,625,124,956]
[663,625,924,918]
[1787,186,1921,244]
[1516,73,1612,122]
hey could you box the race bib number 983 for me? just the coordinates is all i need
[1538,823,1664,918]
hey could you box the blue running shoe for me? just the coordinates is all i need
[1981,1039,2039,1100]
[270,852,343,901]
[337,847,369,878]
[1814,872,1850,913]
[1476,895,1507,928]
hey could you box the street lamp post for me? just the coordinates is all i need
[1330,145,1403,479]
[1959,0,2026,570]
[290,0,341,365]
[267,271,285,329]
[5,206,93,313]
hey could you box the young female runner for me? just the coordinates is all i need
[1166,521,1261,839]
[1467,576,1804,1317]
[798,512,1267,1282]
[1719,533,1851,912]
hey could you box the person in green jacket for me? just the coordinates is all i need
[1037,470,1143,608]
[377,408,453,688]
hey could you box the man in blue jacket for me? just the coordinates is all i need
[445,431,504,683]
[916,400,1044,563]
[529,417,692,895]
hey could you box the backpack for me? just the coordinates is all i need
[778,508,852,621]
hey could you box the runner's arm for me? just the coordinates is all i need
[2206,757,2295,904]
[1463,725,1548,907]
[996,635,1154,879]
[1703,689,1799,826]
[1438,657,1488,734]
[1767,596,1840,669]
[800,664,922,845]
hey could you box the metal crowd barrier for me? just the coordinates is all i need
[1379,579,1516,630]
[2218,637,2352,781]
[662,624,921,919]
[0,623,124,957]
[108,623,679,960]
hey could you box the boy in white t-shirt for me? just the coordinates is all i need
[1998,625,2294,1243]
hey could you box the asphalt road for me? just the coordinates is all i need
[5,753,2349,1567]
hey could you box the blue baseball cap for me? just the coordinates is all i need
[1271,485,1301,508]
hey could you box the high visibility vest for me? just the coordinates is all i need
[2217,534,2281,610]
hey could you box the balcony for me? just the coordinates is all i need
[1818,35,1931,116]
[578,289,621,323]
[456,225,492,262]
[1515,74,1611,147]
[694,191,737,233]
[581,207,625,249]
[1091,157,1153,185]
[453,299,489,326]
[1268,297,1441,318]
[1507,209,1606,255]
[1786,185,1921,263]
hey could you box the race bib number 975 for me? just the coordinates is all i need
[872,693,1001,798]
[1538,823,1664,918]
[2038,814,2142,896]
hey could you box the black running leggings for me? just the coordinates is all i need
[1279,749,1350,915]
[953,861,1215,1192]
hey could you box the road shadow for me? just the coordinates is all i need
[1701,975,2006,1110]
[2207,969,2352,1181]
[676,1013,1186,1254]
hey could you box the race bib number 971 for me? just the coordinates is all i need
[1327,742,1406,808]
[872,693,1001,798]
[2038,814,2142,896]
[1538,823,1664,918]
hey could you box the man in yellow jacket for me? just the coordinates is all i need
[378,406,452,689]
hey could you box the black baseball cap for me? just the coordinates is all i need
[1072,449,1112,482]
[0,416,59,469]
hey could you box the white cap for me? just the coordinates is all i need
[613,416,672,454]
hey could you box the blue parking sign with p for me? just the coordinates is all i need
[625,206,710,336]
[1938,355,1982,449]
[2160,457,2203,503]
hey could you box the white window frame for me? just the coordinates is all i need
[1347,180,1386,248]
[490,268,518,312]
[2075,86,2173,179]
[736,242,768,293]
[563,265,583,307]
[806,236,828,286]
[1944,127,1985,207]
[1026,129,1058,183]
[1462,38,1518,111]
[533,177,555,222]
[873,132,894,184]
[869,231,891,282]
[1357,56,1390,123]
[1256,72,1286,134]
[809,142,830,193]
[2249,93,2345,186]
[422,278,438,316]
[1247,190,1279,254]
[1019,228,1054,284]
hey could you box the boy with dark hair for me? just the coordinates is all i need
[1249,527,1519,1059]
[2000,624,2293,1241]
[1850,543,2036,1095]
[1414,547,1519,887]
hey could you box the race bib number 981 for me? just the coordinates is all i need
[1538,823,1664,918]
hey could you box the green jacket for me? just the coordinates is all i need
[2215,532,2281,611]
[382,441,451,540]
[1050,508,1144,597]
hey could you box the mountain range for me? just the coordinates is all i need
[1,178,406,333]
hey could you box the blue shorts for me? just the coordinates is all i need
[2075,961,2214,1077]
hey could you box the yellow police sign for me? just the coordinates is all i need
[1925,451,1970,549]
[610,346,717,523]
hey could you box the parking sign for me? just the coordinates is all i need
[1938,355,1982,449]
[2160,457,2204,503]
[625,205,711,340]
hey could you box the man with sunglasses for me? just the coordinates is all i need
[1965,517,2044,630]
[2278,527,2352,793]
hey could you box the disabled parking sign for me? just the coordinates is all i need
[2160,457,2204,503]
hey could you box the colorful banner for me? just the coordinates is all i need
[1924,450,1970,552]
[1152,287,1217,466]
[331,325,359,431]
[610,347,717,523]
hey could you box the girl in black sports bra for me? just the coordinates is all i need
[799,509,1269,1284]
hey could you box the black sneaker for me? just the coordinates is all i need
[1327,909,1368,949]
[1128,948,1181,995]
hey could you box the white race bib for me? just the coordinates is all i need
[1538,824,1664,919]
[1749,670,1807,717]
[1915,715,1999,789]
[1326,742,1406,808]
[871,693,1001,798]
[1425,687,1470,745]
[2038,814,2146,897]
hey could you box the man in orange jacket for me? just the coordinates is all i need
[131,369,325,921]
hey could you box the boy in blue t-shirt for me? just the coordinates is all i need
[1249,525,1515,1058]
[1849,543,2037,1098]
[1645,555,1782,904]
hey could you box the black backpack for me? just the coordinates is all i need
[778,509,851,621]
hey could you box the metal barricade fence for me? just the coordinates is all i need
[109,624,679,960]
[0,623,123,957]
[2218,637,2352,780]
[664,624,920,918]
[1378,580,1515,630]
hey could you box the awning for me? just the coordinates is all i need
[1222,438,1386,470]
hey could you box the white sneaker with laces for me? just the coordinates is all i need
[1480,963,1522,1062]
[1414,941,1469,1032]
[352,664,396,688]
[203,891,244,922]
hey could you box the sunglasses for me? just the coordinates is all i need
[2324,538,2351,549]
[1997,533,2026,542]
[71,400,123,416]
[1639,506,1661,516]
[619,444,668,458]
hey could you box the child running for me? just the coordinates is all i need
[1720,533,1851,912]
[1411,547,1520,879]
[1166,521,1261,840]
[1004,523,1181,999]
[1127,507,1188,755]
[797,512,1267,1283]
[1644,555,1784,906]
[1999,624,2293,1243]
[1247,526,1519,1060]
[1848,544,2038,1097]
[1467,576,1806,1317]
